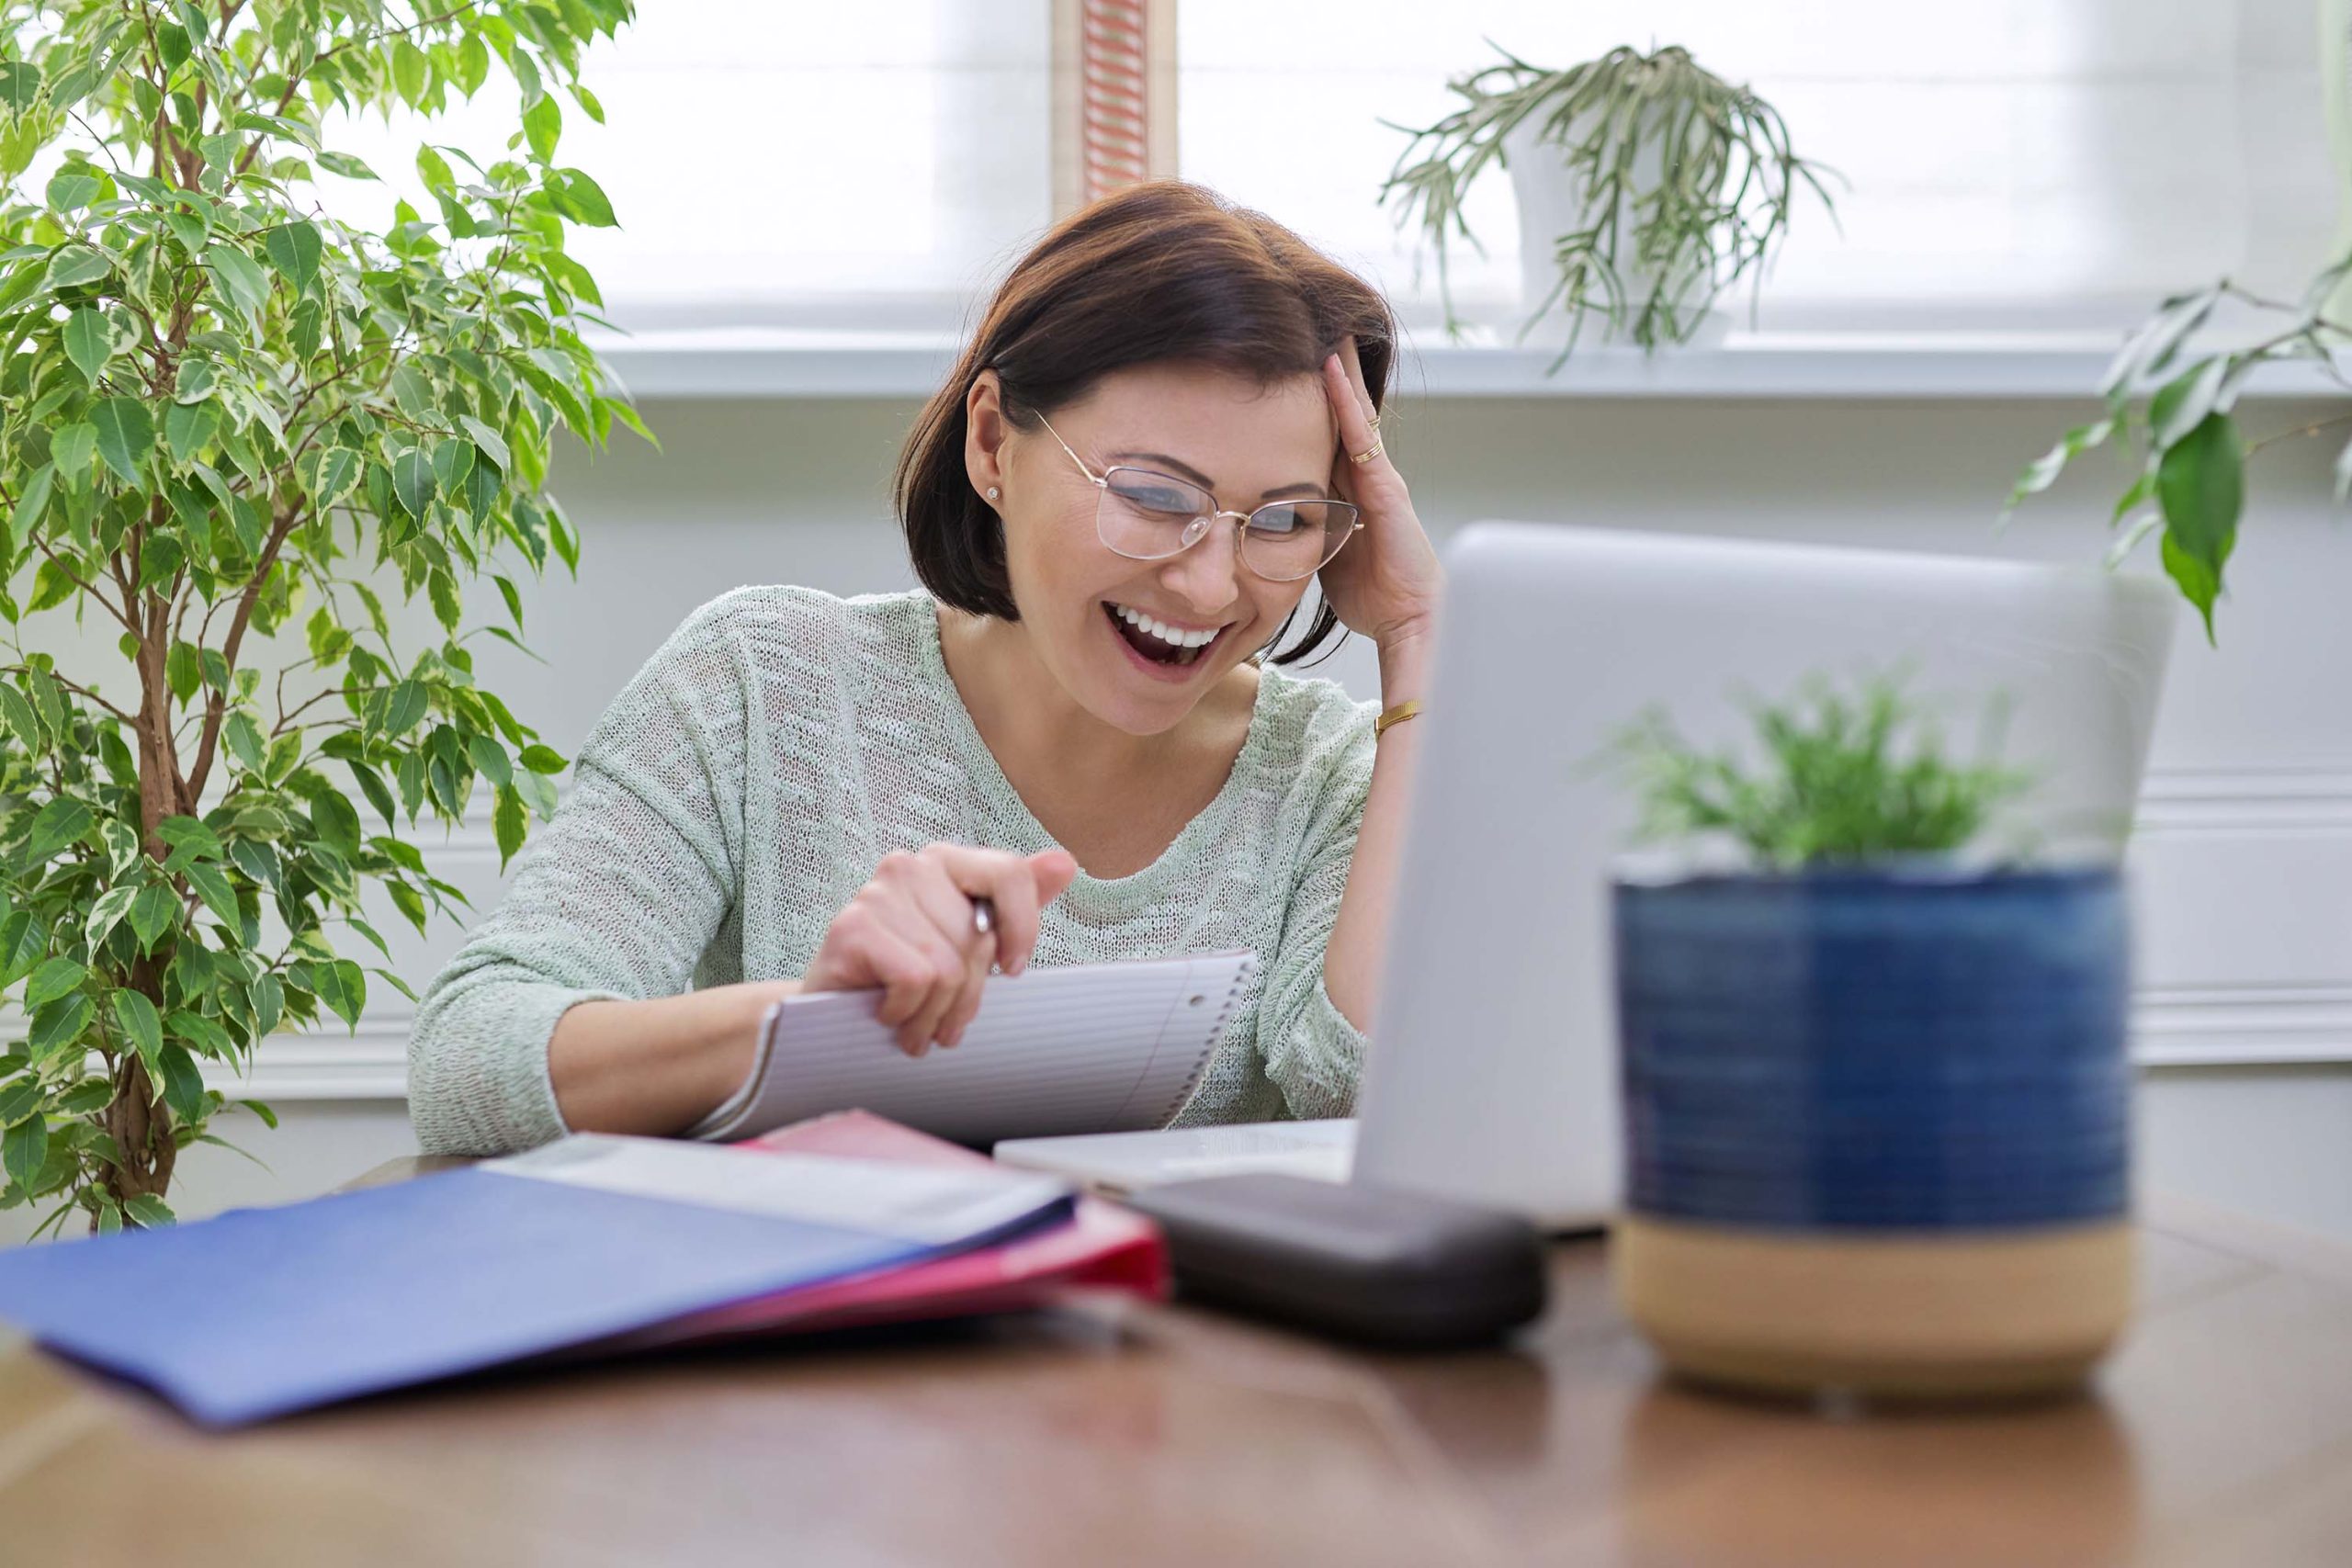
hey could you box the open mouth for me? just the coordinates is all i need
[1102,602,1225,669]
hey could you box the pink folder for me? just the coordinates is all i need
[601,1111,1166,1350]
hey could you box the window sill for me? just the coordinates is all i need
[584,327,2352,402]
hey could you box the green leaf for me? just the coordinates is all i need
[100,818,140,878]
[0,1077,43,1128]
[44,244,110,290]
[458,415,511,472]
[428,568,461,632]
[316,151,379,181]
[2002,419,2113,518]
[7,462,54,547]
[391,446,434,519]
[2149,355,2235,450]
[158,1043,205,1122]
[550,168,617,227]
[227,837,280,889]
[112,989,163,1072]
[91,397,156,484]
[203,243,270,321]
[225,711,266,773]
[518,743,568,774]
[469,733,514,789]
[183,863,240,929]
[123,1193,175,1228]
[523,92,562,162]
[0,911,43,988]
[157,814,224,862]
[239,1097,278,1129]
[51,1077,110,1114]
[431,438,474,497]
[261,220,322,295]
[26,994,94,1061]
[26,797,94,861]
[392,39,429,105]
[21,956,87,1011]
[50,422,96,480]
[0,684,41,750]
[317,959,366,1030]
[493,783,527,871]
[83,882,137,950]
[0,59,40,114]
[165,399,220,463]
[129,880,178,953]
[166,1009,233,1059]
[174,356,216,403]
[62,305,108,385]
[311,788,361,853]
[3,1116,46,1191]
[248,973,283,1038]
[2156,412,2244,644]
[383,679,429,739]
[165,640,201,705]
[264,727,302,785]
[456,33,492,95]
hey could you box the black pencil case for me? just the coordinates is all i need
[1125,1173,1547,1348]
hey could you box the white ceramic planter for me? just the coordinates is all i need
[1500,111,1731,355]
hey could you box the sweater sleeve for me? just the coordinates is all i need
[1254,692,1379,1120]
[404,597,751,1156]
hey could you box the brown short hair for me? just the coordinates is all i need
[894,180,1397,669]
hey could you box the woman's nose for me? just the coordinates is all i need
[1160,516,1244,615]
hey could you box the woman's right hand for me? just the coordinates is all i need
[799,844,1081,1055]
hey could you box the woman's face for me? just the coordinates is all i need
[974,360,1337,737]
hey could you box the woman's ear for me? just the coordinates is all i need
[965,369,1007,506]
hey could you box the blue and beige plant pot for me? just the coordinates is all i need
[1611,863,2134,1400]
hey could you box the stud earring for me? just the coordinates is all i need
[987,486,1001,501]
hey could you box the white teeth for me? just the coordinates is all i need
[1114,604,1219,649]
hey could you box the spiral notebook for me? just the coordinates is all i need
[685,950,1257,1146]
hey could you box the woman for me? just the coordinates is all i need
[405,181,1443,1156]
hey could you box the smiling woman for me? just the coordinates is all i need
[403,181,1443,1157]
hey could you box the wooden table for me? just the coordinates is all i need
[4,1169,2350,1568]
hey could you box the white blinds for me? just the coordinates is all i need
[318,2,1057,331]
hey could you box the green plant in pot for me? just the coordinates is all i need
[1378,40,1838,368]
[0,0,644,1235]
[1604,675,2139,1400]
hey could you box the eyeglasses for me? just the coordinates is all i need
[1034,411,1363,583]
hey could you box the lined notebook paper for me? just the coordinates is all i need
[686,951,1256,1145]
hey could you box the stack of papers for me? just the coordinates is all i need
[0,1114,1164,1426]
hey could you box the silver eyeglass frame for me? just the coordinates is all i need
[1030,409,1364,583]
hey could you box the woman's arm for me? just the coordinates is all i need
[547,980,797,1137]
[1319,628,1431,1034]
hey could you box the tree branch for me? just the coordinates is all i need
[184,502,306,803]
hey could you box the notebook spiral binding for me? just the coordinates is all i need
[1147,953,1258,1128]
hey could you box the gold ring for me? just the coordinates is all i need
[1349,437,1384,465]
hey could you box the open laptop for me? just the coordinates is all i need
[996,523,2178,1228]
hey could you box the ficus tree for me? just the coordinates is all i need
[0,0,644,1236]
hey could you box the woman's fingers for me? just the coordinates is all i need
[807,843,1087,1055]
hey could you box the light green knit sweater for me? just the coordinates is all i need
[406,585,1379,1156]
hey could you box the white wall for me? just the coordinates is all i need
[8,388,2349,1244]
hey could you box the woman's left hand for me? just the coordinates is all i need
[1313,337,1442,652]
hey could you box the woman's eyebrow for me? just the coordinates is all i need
[1109,450,1329,502]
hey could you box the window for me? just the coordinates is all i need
[1178,0,2336,336]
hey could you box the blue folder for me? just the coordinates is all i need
[0,1142,1072,1426]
